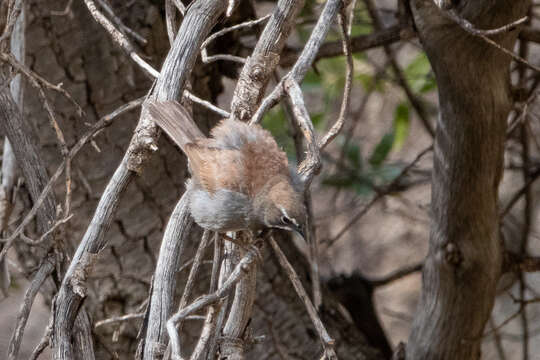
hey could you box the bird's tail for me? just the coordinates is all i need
[146,100,206,153]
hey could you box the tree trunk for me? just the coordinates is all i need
[407,1,529,359]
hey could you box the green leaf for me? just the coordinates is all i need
[344,143,362,169]
[310,112,325,130]
[369,133,394,167]
[373,164,403,183]
[322,175,355,188]
[393,102,410,150]
[404,53,436,94]
[350,22,372,37]
[302,70,322,91]
[353,181,374,196]
[262,108,295,157]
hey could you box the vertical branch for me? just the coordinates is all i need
[229,0,306,122]
[268,236,336,360]
[406,1,529,358]
[0,3,94,358]
[0,0,23,298]
[517,21,531,360]
[142,193,192,360]
[190,234,222,360]
[8,259,54,360]
[162,230,212,359]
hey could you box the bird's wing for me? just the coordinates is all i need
[185,143,248,195]
[146,100,206,153]
[242,133,290,196]
[209,119,291,195]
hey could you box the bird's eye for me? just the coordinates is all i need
[281,216,291,225]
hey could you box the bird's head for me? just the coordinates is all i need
[255,175,306,239]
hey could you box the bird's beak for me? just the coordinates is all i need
[290,224,305,241]
[271,224,305,241]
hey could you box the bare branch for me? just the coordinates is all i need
[95,313,144,328]
[202,15,270,50]
[443,9,527,36]
[230,0,306,122]
[0,97,144,261]
[17,215,74,245]
[95,0,147,45]
[284,78,321,184]
[8,259,55,360]
[0,2,23,298]
[142,194,192,360]
[250,0,344,124]
[436,4,540,73]
[163,230,213,357]
[268,236,337,360]
[0,0,22,48]
[0,52,83,115]
[281,24,411,67]
[364,0,434,137]
[167,239,262,360]
[318,7,354,150]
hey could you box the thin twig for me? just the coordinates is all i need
[268,236,337,360]
[500,166,540,217]
[444,9,527,36]
[0,52,84,115]
[318,7,354,150]
[250,0,344,125]
[7,258,54,360]
[201,14,271,50]
[489,317,507,360]
[17,214,74,245]
[284,78,321,184]
[438,6,540,73]
[0,0,22,48]
[326,146,432,247]
[175,231,213,339]
[202,54,245,64]
[189,233,222,360]
[167,240,263,360]
[95,0,147,45]
[365,0,434,137]
[183,90,230,118]
[29,299,55,360]
[51,0,74,16]
[95,313,203,328]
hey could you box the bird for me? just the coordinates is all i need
[146,100,306,239]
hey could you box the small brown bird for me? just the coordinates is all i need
[147,101,306,238]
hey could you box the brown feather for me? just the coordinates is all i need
[185,144,247,195]
[146,100,205,153]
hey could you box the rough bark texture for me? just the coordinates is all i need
[407,1,530,359]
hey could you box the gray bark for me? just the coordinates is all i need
[407,1,530,359]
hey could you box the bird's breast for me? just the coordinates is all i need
[188,185,255,232]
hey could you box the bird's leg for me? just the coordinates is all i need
[257,228,273,241]
[220,233,247,250]
[220,232,264,263]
